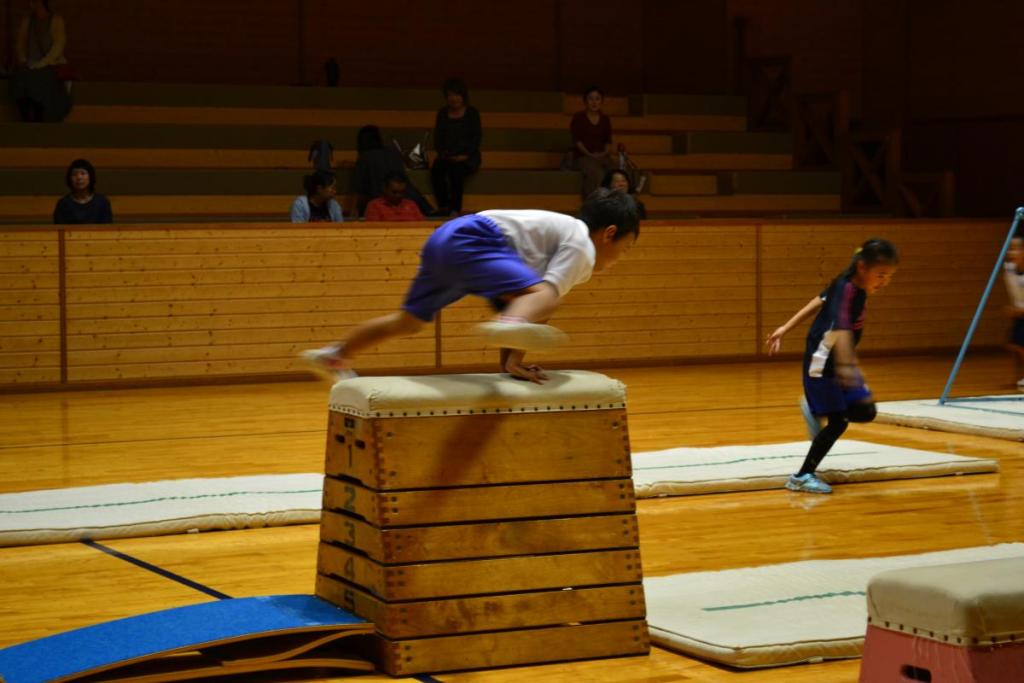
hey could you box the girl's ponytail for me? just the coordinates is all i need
[839,238,900,280]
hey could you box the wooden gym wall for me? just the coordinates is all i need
[0,219,1010,390]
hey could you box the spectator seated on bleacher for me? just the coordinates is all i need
[364,173,426,222]
[10,0,71,122]
[53,159,113,225]
[570,86,614,200]
[431,77,482,217]
[602,168,647,220]
[353,125,432,217]
[291,170,344,223]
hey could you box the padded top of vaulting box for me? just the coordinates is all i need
[867,556,1024,646]
[328,370,626,418]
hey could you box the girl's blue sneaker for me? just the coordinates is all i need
[785,472,833,494]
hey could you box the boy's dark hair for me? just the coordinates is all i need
[839,237,900,280]
[303,170,336,196]
[65,158,96,193]
[582,85,603,101]
[600,168,634,193]
[381,171,407,187]
[579,188,640,241]
[441,77,469,102]
[356,125,383,152]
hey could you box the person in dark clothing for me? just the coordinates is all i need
[352,125,432,217]
[308,140,334,173]
[430,78,482,216]
[53,159,113,224]
[570,86,613,200]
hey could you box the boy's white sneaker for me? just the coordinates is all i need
[299,345,357,383]
[1017,377,1024,393]
[477,318,568,351]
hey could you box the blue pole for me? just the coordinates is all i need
[939,207,1024,405]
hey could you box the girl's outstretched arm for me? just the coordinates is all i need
[765,295,824,355]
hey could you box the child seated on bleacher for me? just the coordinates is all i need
[602,168,647,220]
[290,170,343,223]
[363,173,426,222]
[53,159,113,224]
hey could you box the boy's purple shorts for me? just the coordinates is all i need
[402,213,544,322]
[803,374,873,416]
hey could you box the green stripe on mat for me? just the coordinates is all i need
[632,450,875,471]
[0,488,322,515]
[703,591,867,612]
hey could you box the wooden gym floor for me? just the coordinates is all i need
[1,352,1022,682]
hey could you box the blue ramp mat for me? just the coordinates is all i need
[0,594,374,683]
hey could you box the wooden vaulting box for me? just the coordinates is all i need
[314,370,649,675]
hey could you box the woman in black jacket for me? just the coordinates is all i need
[430,78,482,216]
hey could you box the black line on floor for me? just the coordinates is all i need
[81,538,231,600]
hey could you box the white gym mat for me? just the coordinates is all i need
[876,396,1024,441]
[0,441,998,546]
[0,474,323,546]
[633,439,998,498]
[645,543,1024,669]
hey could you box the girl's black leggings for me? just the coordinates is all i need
[797,402,877,476]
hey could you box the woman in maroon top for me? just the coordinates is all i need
[570,85,613,199]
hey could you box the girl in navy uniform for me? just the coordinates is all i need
[766,239,900,493]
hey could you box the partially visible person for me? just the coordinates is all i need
[290,170,343,223]
[364,173,426,222]
[570,86,613,200]
[308,139,334,173]
[601,168,647,220]
[431,77,482,216]
[1003,234,1024,391]
[53,159,113,224]
[352,125,432,216]
[10,0,71,122]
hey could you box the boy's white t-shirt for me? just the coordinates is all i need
[478,209,596,297]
